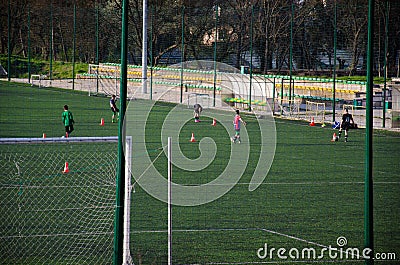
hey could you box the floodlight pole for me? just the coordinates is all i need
[113,0,128,263]
[364,0,374,264]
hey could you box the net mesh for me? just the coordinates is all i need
[2,0,400,264]
[306,101,326,124]
[0,139,118,265]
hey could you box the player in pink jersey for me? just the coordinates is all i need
[231,109,246,143]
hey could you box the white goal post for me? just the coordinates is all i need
[187,93,211,109]
[276,98,302,119]
[0,136,133,265]
[30,74,46,87]
[305,100,326,124]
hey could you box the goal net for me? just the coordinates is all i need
[85,64,121,97]
[276,98,302,119]
[0,136,132,265]
[187,93,212,109]
[306,100,326,124]
[30,74,45,88]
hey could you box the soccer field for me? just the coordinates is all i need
[0,81,399,264]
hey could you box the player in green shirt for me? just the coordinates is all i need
[62,105,74,138]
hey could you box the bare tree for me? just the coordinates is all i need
[1,0,400,78]
[336,0,368,76]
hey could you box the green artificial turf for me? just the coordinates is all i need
[0,81,399,264]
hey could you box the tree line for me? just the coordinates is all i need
[1,0,399,77]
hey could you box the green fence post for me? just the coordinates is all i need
[7,0,10,81]
[382,0,389,128]
[113,0,128,264]
[248,5,254,112]
[332,0,337,122]
[49,0,53,81]
[96,1,99,94]
[28,4,31,84]
[72,3,76,90]
[280,78,284,115]
[364,0,374,264]
[180,5,185,104]
[150,5,154,100]
[289,1,294,102]
[272,77,276,114]
[213,5,219,107]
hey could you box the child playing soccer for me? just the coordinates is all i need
[110,95,120,123]
[62,105,74,138]
[231,109,246,144]
[338,108,355,142]
[193,103,203,123]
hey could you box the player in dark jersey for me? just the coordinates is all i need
[338,108,354,142]
[110,95,119,123]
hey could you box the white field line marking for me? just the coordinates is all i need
[132,227,327,248]
[130,181,399,187]
[132,227,364,261]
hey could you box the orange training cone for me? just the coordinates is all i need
[62,162,70,173]
[330,132,338,142]
[100,118,105,126]
[190,133,196,142]
[309,117,315,126]
[211,118,217,126]
[42,133,46,138]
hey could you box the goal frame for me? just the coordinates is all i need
[30,74,46,88]
[305,100,326,124]
[187,93,212,109]
[276,97,302,119]
[0,136,133,265]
